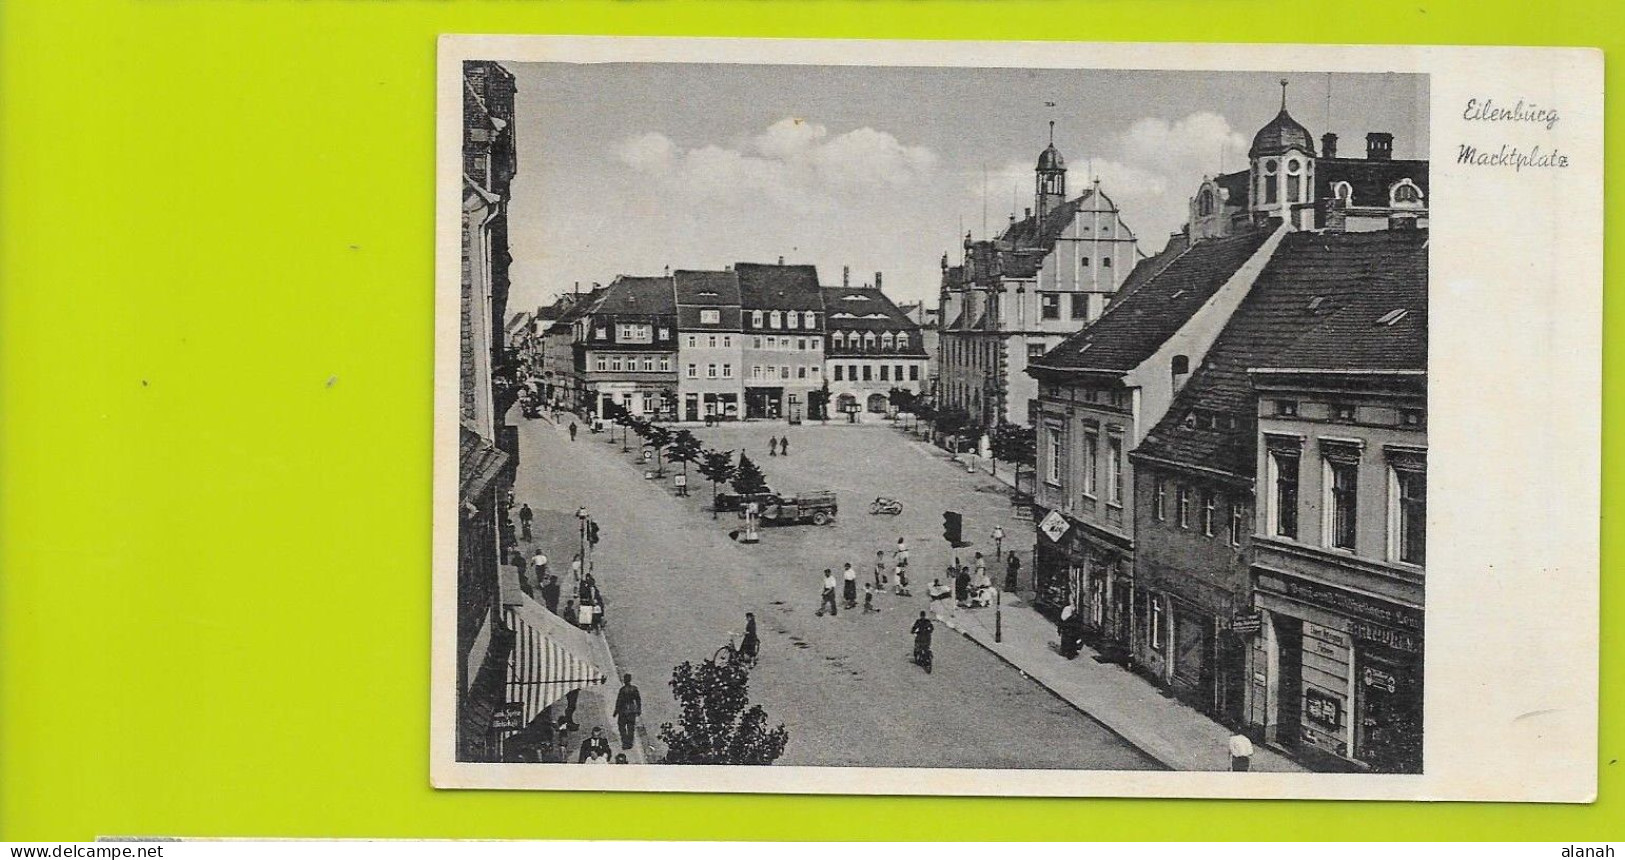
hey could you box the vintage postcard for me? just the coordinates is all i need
[433,36,1601,801]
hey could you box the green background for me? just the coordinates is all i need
[0,0,1617,841]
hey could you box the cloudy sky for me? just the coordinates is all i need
[502,63,1426,311]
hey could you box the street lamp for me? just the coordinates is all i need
[575,506,590,584]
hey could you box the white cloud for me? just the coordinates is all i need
[614,118,938,213]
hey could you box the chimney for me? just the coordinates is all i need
[1321,133,1338,158]
[842,265,850,287]
[573,281,580,295]
[1024,207,1032,219]
[663,264,670,276]
[777,255,785,265]
[1366,132,1393,161]
[874,272,883,291]
[724,264,732,272]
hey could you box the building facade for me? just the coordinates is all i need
[737,262,826,421]
[572,275,678,418]
[823,276,929,418]
[674,269,745,421]
[939,126,1143,430]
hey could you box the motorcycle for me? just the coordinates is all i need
[911,638,933,673]
[869,497,903,516]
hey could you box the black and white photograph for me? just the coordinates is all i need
[434,37,1599,800]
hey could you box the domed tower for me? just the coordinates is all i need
[1248,80,1317,229]
[1035,121,1068,219]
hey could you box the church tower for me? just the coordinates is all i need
[1035,121,1068,221]
[1248,80,1317,230]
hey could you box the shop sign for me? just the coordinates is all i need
[1039,510,1071,544]
[1271,572,1422,632]
[1362,666,1398,693]
[1231,610,1263,635]
[1349,619,1422,653]
[1304,688,1343,732]
[492,703,525,731]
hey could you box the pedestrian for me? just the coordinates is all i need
[954,559,971,605]
[541,574,562,615]
[578,726,613,764]
[779,436,789,457]
[893,564,911,596]
[1229,733,1255,772]
[569,422,578,441]
[532,549,549,582]
[612,673,642,750]
[842,563,859,609]
[894,537,910,570]
[1005,551,1021,591]
[518,503,534,540]
[570,554,582,581]
[740,612,760,663]
[817,569,838,616]
[863,582,880,613]
[973,551,987,584]
[1058,604,1081,659]
[873,550,887,589]
[558,688,581,732]
[768,435,778,456]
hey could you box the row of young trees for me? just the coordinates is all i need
[601,402,771,517]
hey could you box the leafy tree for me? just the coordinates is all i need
[666,430,704,481]
[732,453,769,495]
[913,399,937,437]
[888,388,917,422]
[643,423,673,476]
[990,421,1036,481]
[658,655,788,765]
[697,449,737,518]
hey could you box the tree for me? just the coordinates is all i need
[697,449,737,518]
[666,429,703,482]
[913,399,937,438]
[658,655,788,765]
[807,380,831,424]
[643,423,673,476]
[732,453,769,495]
[991,421,1037,488]
[888,387,917,422]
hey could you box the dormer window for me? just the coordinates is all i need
[699,309,721,325]
[769,311,782,329]
[1333,181,1353,203]
[804,312,817,329]
[751,310,763,328]
[787,311,800,329]
[1391,178,1424,207]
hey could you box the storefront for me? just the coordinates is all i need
[1133,573,1249,725]
[1033,507,1134,658]
[1253,568,1424,773]
[684,392,740,421]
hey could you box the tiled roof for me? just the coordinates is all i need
[821,287,918,330]
[673,269,742,306]
[593,275,676,316]
[1134,229,1429,478]
[999,188,1097,251]
[735,263,823,310]
[1108,232,1191,310]
[1318,158,1429,209]
[1263,266,1427,372]
[1033,230,1272,374]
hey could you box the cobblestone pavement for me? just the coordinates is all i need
[511,413,1159,770]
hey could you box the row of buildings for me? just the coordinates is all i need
[527,264,931,424]
[1018,87,1429,773]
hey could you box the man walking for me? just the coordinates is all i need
[873,550,887,589]
[894,537,910,570]
[779,436,789,457]
[568,422,578,442]
[518,503,534,540]
[541,573,562,615]
[1005,551,1021,591]
[842,563,859,609]
[817,569,838,617]
[768,435,778,457]
[613,673,642,751]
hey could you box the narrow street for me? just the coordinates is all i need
[512,411,1158,770]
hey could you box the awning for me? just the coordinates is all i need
[502,594,608,727]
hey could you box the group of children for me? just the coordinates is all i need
[816,537,912,617]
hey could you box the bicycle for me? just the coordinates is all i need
[713,632,758,668]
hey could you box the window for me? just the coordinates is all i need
[787,311,800,329]
[1271,449,1300,538]
[864,332,876,351]
[881,332,894,350]
[1201,490,1216,536]
[1071,293,1089,319]
[769,311,782,329]
[1332,403,1357,422]
[1102,257,1112,269]
[752,337,762,349]
[1394,463,1426,565]
[780,365,790,379]
[707,335,717,349]
[617,323,653,343]
[707,364,717,379]
[1391,179,1424,206]
[1324,447,1361,550]
[1028,342,1047,360]
[1230,502,1246,546]
[1149,598,1165,652]
[1333,181,1353,202]
[1197,189,1214,216]
[1081,255,1091,267]
[861,365,872,381]
[1046,427,1063,486]
[722,364,733,378]
[595,356,607,372]
[686,363,697,378]
[894,364,904,381]
[610,356,623,372]
[699,309,721,325]
[659,357,671,372]
[879,365,890,381]
[751,365,762,380]
[833,365,844,381]
[1400,408,1424,427]
[1083,434,1099,497]
[722,336,732,348]
[811,337,822,351]
[686,335,696,348]
[798,338,807,351]
[848,364,858,381]
[1176,485,1191,528]
[1153,479,1166,521]
[1275,399,1299,417]
[1041,293,1061,320]
[642,357,654,372]
[797,366,807,379]
[750,310,763,328]
[909,365,919,381]
[1107,436,1124,506]
[594,328,607,340]
[806,312,818,329]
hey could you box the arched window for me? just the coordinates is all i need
[1261,159,1279,205]
[881,332,895,350]
[1286,158,1303,203]
[1198,189,1215,216]
[1333,181,1353,203]
[1391,178,1424,207]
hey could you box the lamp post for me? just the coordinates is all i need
[995,586,1003,643]
[575,506,589,587]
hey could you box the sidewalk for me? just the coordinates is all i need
[931,594,1306,773]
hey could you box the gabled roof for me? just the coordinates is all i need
[673,269,742,306]
[1134,229,1429,478]
[1032,230,1272,375]
[592,275,676,316]
[1000,188,1098,251]
[1109,232,1192,310]
[735,262,823,310]
[822,286,920,332]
